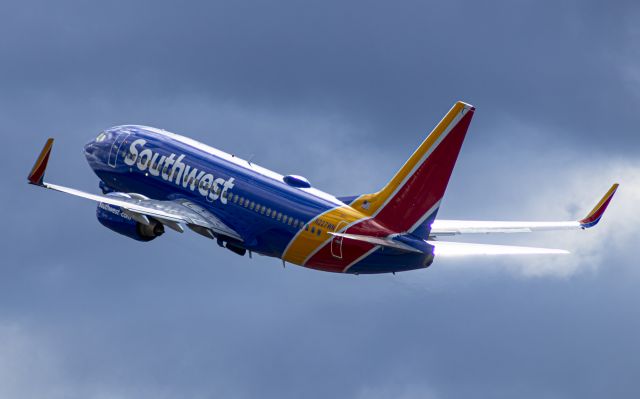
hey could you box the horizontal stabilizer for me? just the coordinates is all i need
[328,232,423,253]
[427,241,569,256]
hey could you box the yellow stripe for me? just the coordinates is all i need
[349,101,468,217]
[282,205,368,265]
[584,183,619,219]
[282,102,470,266]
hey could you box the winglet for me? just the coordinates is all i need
[579,183,619,228]
[28,138,54,186]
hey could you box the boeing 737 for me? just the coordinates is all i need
[28,102,618,274]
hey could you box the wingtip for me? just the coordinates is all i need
[579,183,619,228]
[28,138,54,186]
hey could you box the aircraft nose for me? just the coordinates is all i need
[84,139,97,155]
[84,131,108,162]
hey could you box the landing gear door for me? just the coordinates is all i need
[331,221,348,259]
[108,133,130,168]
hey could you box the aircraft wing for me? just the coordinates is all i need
[430,184,618,237]
[333,184,617,256]
[28,138,243,241]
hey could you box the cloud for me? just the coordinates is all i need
[356,382,439,399]
[503,159,638,278]
[3,1,640,398]
[395,114,638,280]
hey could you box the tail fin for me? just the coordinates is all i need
[350,101,474,237]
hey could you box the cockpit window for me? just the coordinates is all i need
[96,132,107,142]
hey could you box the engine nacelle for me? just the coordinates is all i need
[96,202,164,242]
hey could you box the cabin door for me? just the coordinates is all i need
[331,221,349,259]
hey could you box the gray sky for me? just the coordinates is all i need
[2,1,639,398]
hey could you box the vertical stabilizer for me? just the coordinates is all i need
[350,101,475,237]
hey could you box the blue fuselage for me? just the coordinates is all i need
[85,125,338,258]
[84,125,432,274]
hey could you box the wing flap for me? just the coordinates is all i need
[430,220,580,236]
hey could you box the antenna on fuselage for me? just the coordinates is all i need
[247,154,256,166]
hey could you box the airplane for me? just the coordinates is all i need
[28,101,618,274]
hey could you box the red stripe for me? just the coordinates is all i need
[305,219,393,272]
[305,110,473,273]
[580,195,614,224]
[375,110,472,231]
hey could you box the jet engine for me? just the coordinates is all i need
[96,202,164,242]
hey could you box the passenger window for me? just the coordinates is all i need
[311,226,315,234]
[272,211,277,219]
[260,206,265,214]
[288,217,293,226]
[277,212,282,221]
[233,194,238,203]
[317,229,322,236]
[250,201,255,210]
[266,208,271,217]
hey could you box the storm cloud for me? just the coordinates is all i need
[2,0,639,398]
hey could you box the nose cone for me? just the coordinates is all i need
[84,131,109,166]
[84,139,97,156]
